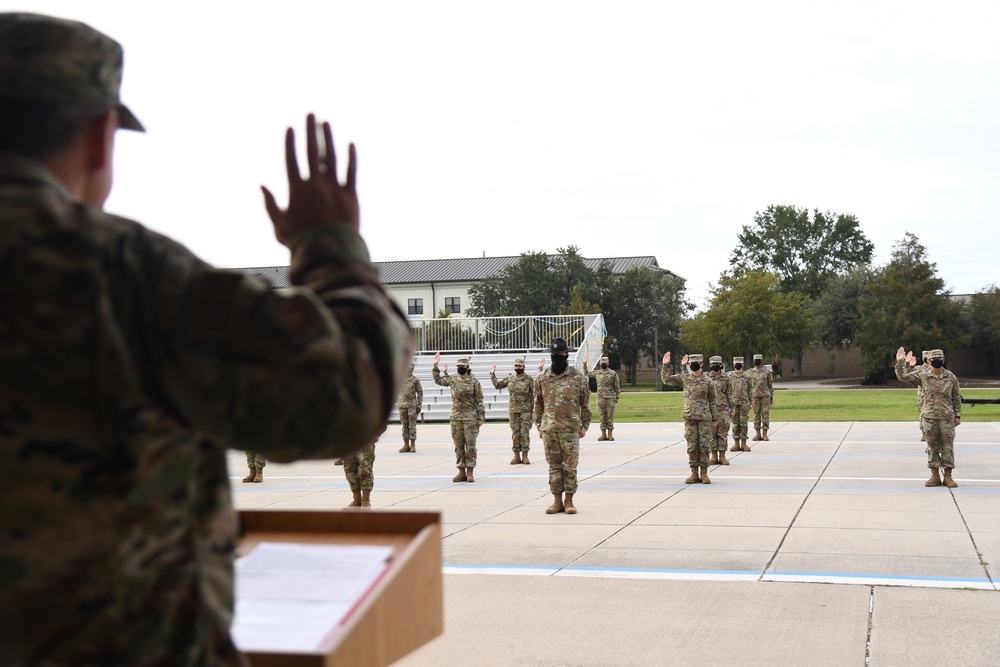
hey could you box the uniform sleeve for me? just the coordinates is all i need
[416,378,423,410]
[475,380,485,422]
[533,377,544,428]
[613,372,621,399]
[528,376,535,417]
[492,374,509,389]
[767,372,773,399]
[708,382,719,421]
[662,369,683,387]
[580,375,592,430]
[895,360,920,384]
[432,365,449,387]
[951,375,962,418]
[139,224,412,462]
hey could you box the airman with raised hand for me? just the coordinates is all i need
[433,352,485,482]
[492,359,535,464]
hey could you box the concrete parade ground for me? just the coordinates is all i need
[230,421,1000,666]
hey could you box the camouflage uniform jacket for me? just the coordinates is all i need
[533,366,592,432]
[492,371,535,413]
[397,374,423,410]
[0,154,412,666]
[433,366,485,421]
[583,360,621,401]
[747,366,774,400]
[896,361,961,420]
[661,369,720,421]
[727,370,752,407]
[708,370,734,414]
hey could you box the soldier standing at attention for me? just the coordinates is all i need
[534,338,591,514]
[728,357,753,452]
[0,13,411,665]
[398,362,423,452]
[433,352,484,482]
[243,451,266,483]
[584,355,622,441]
[707,356,733,465]
[344,424,386,508]
[491,358,534,464]
[747,353,774,441]
[895,348,962,488]
[661,352,719,484]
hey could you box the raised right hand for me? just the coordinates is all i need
[491,364,497,374]
[662,351,670,365]
[895,346,905,361]
[434,351,441,365]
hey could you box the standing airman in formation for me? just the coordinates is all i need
[747,353,774,441]
[433,352,485,482]
[344,424,386,508]
[662,352,719,484]
[728,356,753,452]
[584,355,622,441]
[706,356,733,465]
[397,363,423,453]
[243,451,266,483]
[491,358,535,464]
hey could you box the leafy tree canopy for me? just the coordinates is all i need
[968,285,1000,374]
[814,266,875,350]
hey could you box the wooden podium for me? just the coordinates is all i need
[238,510,443,666]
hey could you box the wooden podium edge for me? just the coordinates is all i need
[238,510,443,667]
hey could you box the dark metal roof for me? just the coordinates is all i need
[230,255,679,287]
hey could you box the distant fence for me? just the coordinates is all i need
[410,314,605,354]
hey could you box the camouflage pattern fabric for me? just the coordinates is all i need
[660,368,719,422]
[584,360,620,429]
[708,369,733,451]
[433,366,485,422]
[597,398,617,430]
[543,431,580,493]
[684,419,713,466]
[344,441,376,491]
[397,373,423,441]
[450,420,480,468]
[747,366,773,429]
[399,407,418,441]
[727,370,752,440]
[492,370,534,451]
[0,153,411,665]
[245,451,266,469]
[533,366,592,433]
[896,360,961,469]
[509,411,532,452]
[922,417,957,469]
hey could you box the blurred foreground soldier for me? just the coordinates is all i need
[0,13,410,666]
[661,352,719,484]
[345,424,386,508]
[707,356,733,465]
[534,338,591,514]
[243,451,266,483]
[895,348,961,488]
[433,352,484,482]
[491,358,534,464]
[748,354,774,441]
[398,362,423,452]
[584,354,621,441]
[728,356,752,452]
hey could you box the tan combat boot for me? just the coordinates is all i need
[361,489,372,508]
[335,458,344,466]
[564,493,577,514]
[465,468,475,483]
[719,450,729,465]
[730,440,741,452]
[598,429,608,441]
[943,469,958,488]
[522,451,530,465]
[608,429,615,441]
[410,440,416,452]
[710,451,719,465]
[452,468,467,483]
[685,466,701,484]
[925,468,942,487]
[346,490,362,508]
[741,440,751,452]
[753,427,762,441]
[399,441,409,453]
[920,432,926,442]
[242,467,255,483]
[253,468,263,483]
[510,451,522,465]
[545,493,564,514]
[762,429,769,441]
[700,466,711,484]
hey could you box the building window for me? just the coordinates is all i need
[408,298,423,315]
[445,297,461,314]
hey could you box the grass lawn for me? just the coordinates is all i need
[601,389,1000,422]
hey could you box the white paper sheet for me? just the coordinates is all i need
[231,542,393,653]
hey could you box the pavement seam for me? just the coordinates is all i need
[759,421,854,580]
[948,486,997,588]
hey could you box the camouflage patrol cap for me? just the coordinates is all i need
[928,349,945,360]
[513,358,525,366]
[733,356,744,364]
[688,354,704,363]
[0,13,144,131]
[709,356,723,364]
[456,357,470,366]
[550,337,570,354]
[753,354,763,360]
[921,350,931,360]
[600,356,609,363]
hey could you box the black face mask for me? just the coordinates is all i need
[734,364,743,370]
[515,368,524,374]
[689,363,701,372]
[550,354,568,373]
[601,363,609,369]
[457,366,469,375]
[930,359,944,368]
[754,360,762,367]
[710,365,722,372]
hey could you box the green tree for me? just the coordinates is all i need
[814,266,875,350]
[681,271,819,364]
[968,285,1000,374]
[731,205,874,299]
[857,233,966,383]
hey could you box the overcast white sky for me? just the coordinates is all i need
[7,1,999,309]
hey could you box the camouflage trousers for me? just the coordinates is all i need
[245,451,266,469]
[399,406,418,441]
[922,417,956,469]
[508,410,532,452]
[598,397,617,430]
[344,441,376,491]
[752,397,771,429]
[711,413,731,451]
[542,431,580,494]
[731,405,750,441]
[452,419,480,469]
[684,419,712,467]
